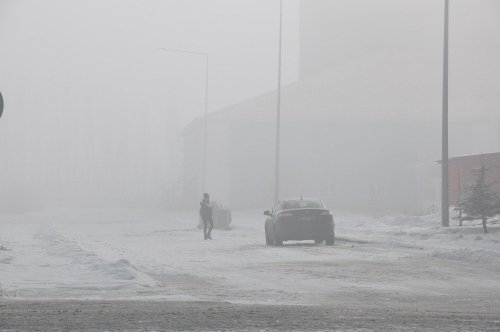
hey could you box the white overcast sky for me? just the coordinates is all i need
[0,0,300,129]
[1,0,499,129]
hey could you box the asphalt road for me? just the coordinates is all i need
[1,298,500,331]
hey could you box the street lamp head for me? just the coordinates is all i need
[155,47,208,58]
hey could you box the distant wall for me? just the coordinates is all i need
[448,153,500,205]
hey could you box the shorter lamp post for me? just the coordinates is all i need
[156,48,209,194]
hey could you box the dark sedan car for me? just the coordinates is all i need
[264,198,335,246]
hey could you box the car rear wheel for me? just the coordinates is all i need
[325,231,335,246]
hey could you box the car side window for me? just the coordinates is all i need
[271,201,280,216]
[274,201,284,215]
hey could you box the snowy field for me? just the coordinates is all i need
[1,208,500,305]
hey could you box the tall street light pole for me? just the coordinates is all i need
[274,0,283,204]
[442,0,450,227]
[156,48,209,194]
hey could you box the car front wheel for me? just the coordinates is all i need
[325,231,335,246]
[273,227,283,246]
[265,225,273,246]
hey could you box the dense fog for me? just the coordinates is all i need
[0,0,499,213]
[2,3,500,329]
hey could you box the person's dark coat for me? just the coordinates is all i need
[200,200,213,221]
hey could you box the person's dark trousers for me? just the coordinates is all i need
[203,217,214,239]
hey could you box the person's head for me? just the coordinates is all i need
[203,193,210,202]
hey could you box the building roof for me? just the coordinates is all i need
[436,152,500,164]
[184,47,500,133]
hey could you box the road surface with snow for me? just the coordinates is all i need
[1,209,499,330]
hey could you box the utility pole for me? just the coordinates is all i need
[442,0,450,227]
[274,0,283,203]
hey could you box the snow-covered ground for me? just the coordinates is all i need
[1,209,499,305]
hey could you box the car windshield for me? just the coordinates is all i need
[282,199,324,209]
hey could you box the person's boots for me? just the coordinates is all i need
[207,232,212,240]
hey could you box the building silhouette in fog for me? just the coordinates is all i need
[176,66,500,214]
[174,2,500,214]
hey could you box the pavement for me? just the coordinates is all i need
[1,298,500,331]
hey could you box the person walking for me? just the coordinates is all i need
[200,193,214,240]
